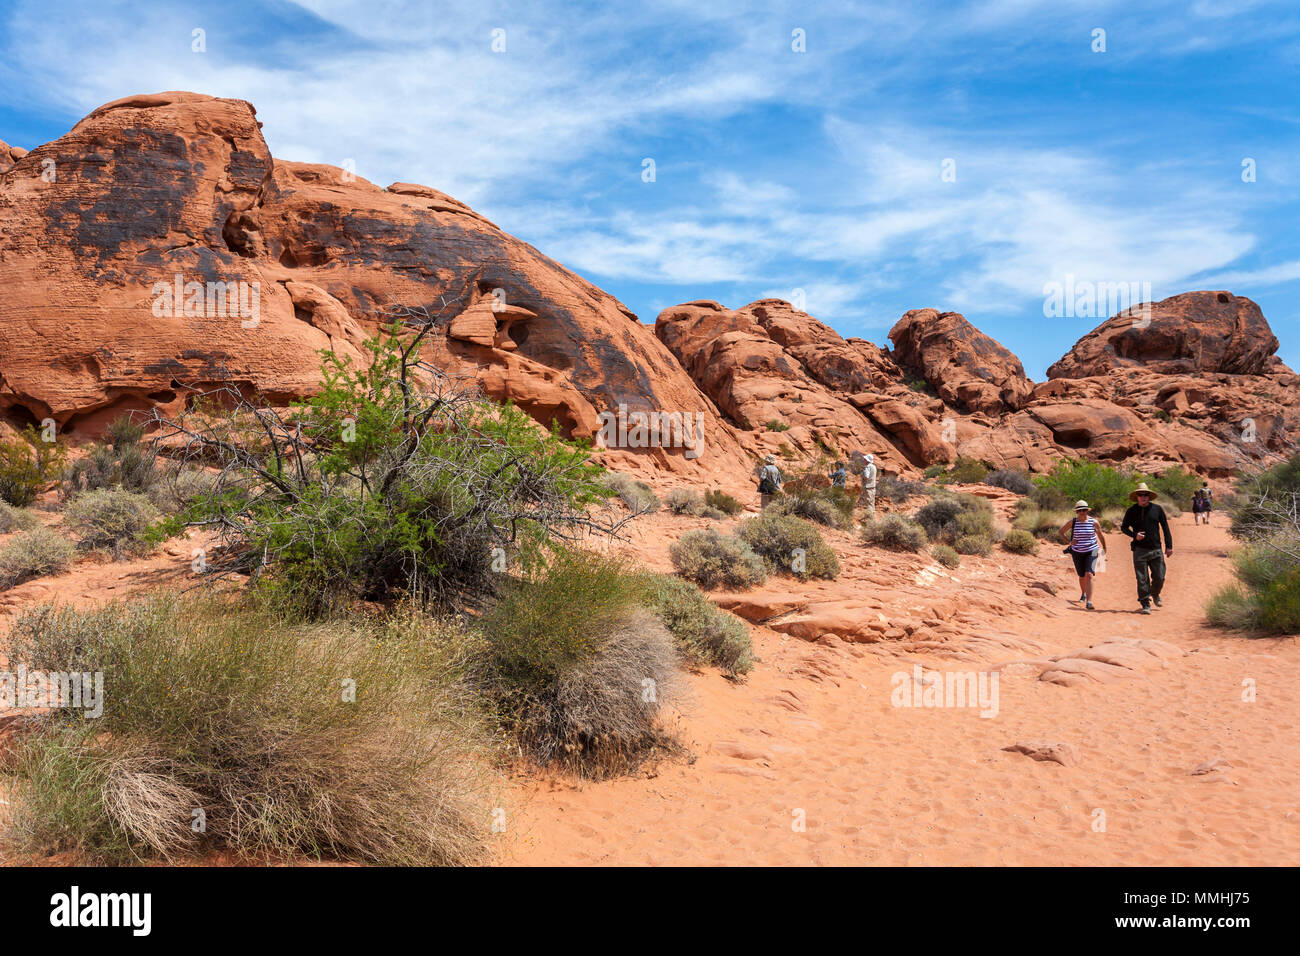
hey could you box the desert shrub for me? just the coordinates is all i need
[923,464,946,480]
[1206,584,1261,631]
[1030,483,1073,511]
[878,474,928,503]
[701,505,727,520]
[930,543,960,568]
[984,469,1034,495]
[954,532,993,556]
[477,549,679,777]
[915,493,993,545]
[0,502,39,534]
[670,528,768,590]
[739,513,839,579]
[948,456,989,484]
[3,595,492,865]
[601,472,660,515]
[1001,529,1040,555]
[0,425,66,507]
[1033,459,1136,512]
[861,514,927,553]
[640,573,753,676]
[767,491,850,529]
[664,488,707,516]
[765,420,790,432]
[1146,466,1202,511]
[65,442,158,497]
[63,489,159,557]
[146,467,217,514]
[705,489,744,516]
[104,415,146,448]
[1257,566,1300,634]
[149,318,616,613]
[0,528,75,588]
[1230,453,1300,540]
[1097,507,1126,532]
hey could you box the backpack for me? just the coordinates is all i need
[758,475,777,495]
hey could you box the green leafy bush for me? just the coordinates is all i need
[738,513,840,579]
[764,420,790,432]
[1001,528,1040,555]
[64,489,159,557]
[930,544,960,568]
[152,321,614,613]
[640,573,753,676]
[0,426,66,507]
[948,456,989,484]
[0,528,75,588]
[861,514,927,552]
[1230,453,1300,541]
[670,528,768,590]
[3,595,492,864]
[477,549,679,777]
[1145,467,1202,511]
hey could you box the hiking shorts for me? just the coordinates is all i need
[1071,548,1099,576]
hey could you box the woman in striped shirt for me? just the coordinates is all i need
[1058,500,1108,611]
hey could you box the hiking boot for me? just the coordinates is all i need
[1079,593,1087,603]
[1086,601,1095,611]
[1153,595,1163,608]
[1140,605,1152,615]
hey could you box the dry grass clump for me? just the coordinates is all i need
[0,501,39,534]
[640,572,753,676]
[3,595,494,865]
[476,549,681,778]
[930,543,961,568]
[1001,528,1040,555]
[601,472,660,515]
[664,488,707,516]
[0,527,75,588]
[63,489,159,557]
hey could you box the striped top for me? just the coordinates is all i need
[1070,517,1099,552]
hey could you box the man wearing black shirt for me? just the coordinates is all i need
[1120,482,1174,615]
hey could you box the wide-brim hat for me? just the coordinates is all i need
[1073,500,1090,511]
[1128,482,1159,502]
[764,455,775,464]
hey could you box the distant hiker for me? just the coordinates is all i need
[860,453,878,519]
[758,455,782,509]
[829,460,848,488]
[1120,482,1173,614]
[1192,489,1208,525]
[1058,500,1107,611]
[1200,481,1213,524]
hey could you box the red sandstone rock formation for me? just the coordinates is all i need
[0,92,743,478]
[0,92,1294,487]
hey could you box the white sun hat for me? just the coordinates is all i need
[1074,500,1090,511]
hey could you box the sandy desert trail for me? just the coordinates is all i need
[504,516,1300,866]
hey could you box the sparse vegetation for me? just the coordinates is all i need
[664,487,707,516]
[670,528,768,590]
[64,489,158,558]
[878,474,928,503]
[739,513,839,579]
[477,549,679,777]
[640,572,753,676]
[984,469,1034,495]
[705,489,744,516]
[861,514,927,553]
[148,316,618,613]
[0,527,75,588]
[1001,528,1040,555]
[3,595,494,864]
[0,501,39,534]
[601,472,660,515]
[764,420,790,432]
[0,425,66,507]
[930,543,960,568]
[915,493,994,546]
[65,416,158,496]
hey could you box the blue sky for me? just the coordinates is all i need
[2,0,1298,378]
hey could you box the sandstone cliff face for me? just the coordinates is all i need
[0,92,743,476]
